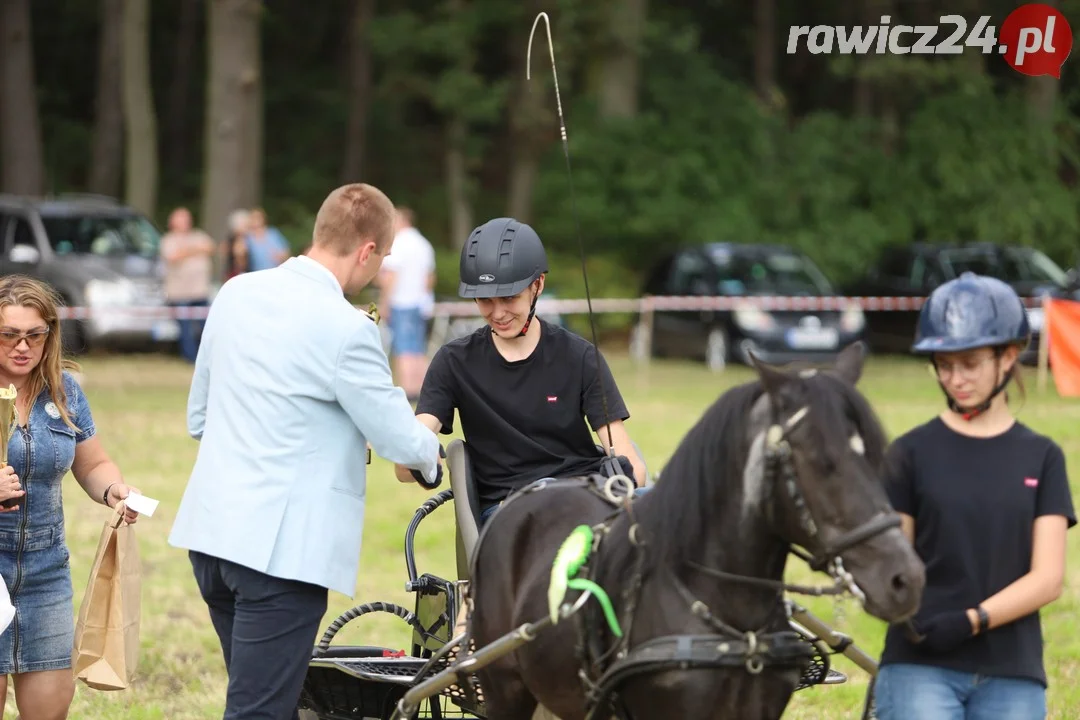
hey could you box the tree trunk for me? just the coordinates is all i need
[753,0,777,110]
[341,0,374,183]
[121,0,158,216]
[441,0,474,249]
[242,8,263,207]
[1028,73,1059,122]
[505,150,538,224]
[598,0,647,119]
[445,116,472,250]
[505,1,551,224]
[0,0,45,195]
[852,0,876,117]
[201,0,262,249]
[89,0,124,198]
[163,0,200,188]
[1027,0,1059,163]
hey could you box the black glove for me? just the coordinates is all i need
[905,610,974,654]
[411,444,446,490]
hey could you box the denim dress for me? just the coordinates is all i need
[0,372,95,674]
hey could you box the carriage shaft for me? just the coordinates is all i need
[392,616,555,720]
[789,606,879,676]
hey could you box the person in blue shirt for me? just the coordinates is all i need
[244,207,291,271]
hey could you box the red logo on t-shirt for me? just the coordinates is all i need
[547,395,558,403]
[1024,477,1039,488]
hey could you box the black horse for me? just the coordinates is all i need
[466,343,925,720]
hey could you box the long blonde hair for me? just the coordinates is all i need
[0,275,82,431]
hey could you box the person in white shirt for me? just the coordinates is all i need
[379,207,436,400]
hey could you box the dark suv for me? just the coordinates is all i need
[843,242,1078,364]
[0,194,177,353]
[629,243,866,371]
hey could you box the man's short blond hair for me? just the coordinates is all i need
[313,184,395,256]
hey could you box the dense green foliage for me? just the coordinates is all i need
[26,0,1080,300]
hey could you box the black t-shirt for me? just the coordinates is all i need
[881,417,1077,686]
[416,319,630,509]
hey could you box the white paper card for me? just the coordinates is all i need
[123,491,159,517]
[0,573,13,635]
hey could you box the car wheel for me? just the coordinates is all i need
[706,328,728,372]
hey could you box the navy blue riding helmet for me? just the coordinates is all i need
[911,271,1031,419]
[458,218,548,337]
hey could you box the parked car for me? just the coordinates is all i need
[842,242,1080,364]
[629,243,866,371]
[0,193,178,353]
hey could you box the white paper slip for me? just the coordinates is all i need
[123,492,160,518]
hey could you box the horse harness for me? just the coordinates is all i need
[546,405,901,720]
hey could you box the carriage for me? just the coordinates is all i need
[296,436,883,720]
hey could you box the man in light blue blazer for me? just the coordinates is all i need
[168,183,442,720]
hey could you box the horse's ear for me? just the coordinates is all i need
[833,340,867,385]
[748,350,792,398]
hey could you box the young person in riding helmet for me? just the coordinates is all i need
[874,272,1075,720]
[393,217,647,523]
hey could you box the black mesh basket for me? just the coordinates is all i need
[299,645,486,719]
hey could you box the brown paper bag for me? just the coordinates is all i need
[72,501,141,690]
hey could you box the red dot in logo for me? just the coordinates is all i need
[999,3,1073,78]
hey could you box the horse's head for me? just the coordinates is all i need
[747,342,925,623]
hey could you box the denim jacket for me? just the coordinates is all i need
[0,372,95,554]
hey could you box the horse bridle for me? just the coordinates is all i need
[764,405,902,573]
[689,404,902,598]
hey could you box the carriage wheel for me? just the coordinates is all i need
[314,602,423,655]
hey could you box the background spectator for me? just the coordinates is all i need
[244,208,290,271]
[224,209,251,282]
[379,207,436,401]
[160,207,214,363]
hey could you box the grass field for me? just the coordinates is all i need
[9,351,1079,719]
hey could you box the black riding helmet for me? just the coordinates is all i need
[459,218,548,337]
[458,218,548,299]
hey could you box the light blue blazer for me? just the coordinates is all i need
[168,256,441,597]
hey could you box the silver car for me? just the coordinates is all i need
[0,193,179,353]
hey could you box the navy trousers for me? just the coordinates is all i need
[189,551,328,720]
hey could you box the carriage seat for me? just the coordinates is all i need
[447,439,650,581]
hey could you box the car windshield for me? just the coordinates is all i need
[708,247,834,295]
[941,248,1069,287]
[40,214,161,258]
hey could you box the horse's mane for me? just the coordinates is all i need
[642,370,890,566]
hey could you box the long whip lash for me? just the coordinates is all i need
[527,12,616,454]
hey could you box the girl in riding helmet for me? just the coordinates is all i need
[874,272,1076,720]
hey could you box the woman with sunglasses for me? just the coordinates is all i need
[0,275,140,719]
[875,272,1076,719]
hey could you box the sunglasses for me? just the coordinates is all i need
[0,327,50,349]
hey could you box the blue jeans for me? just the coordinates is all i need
[875,663,1046,720]
[170,300,208,363]
[389,306,427,355]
